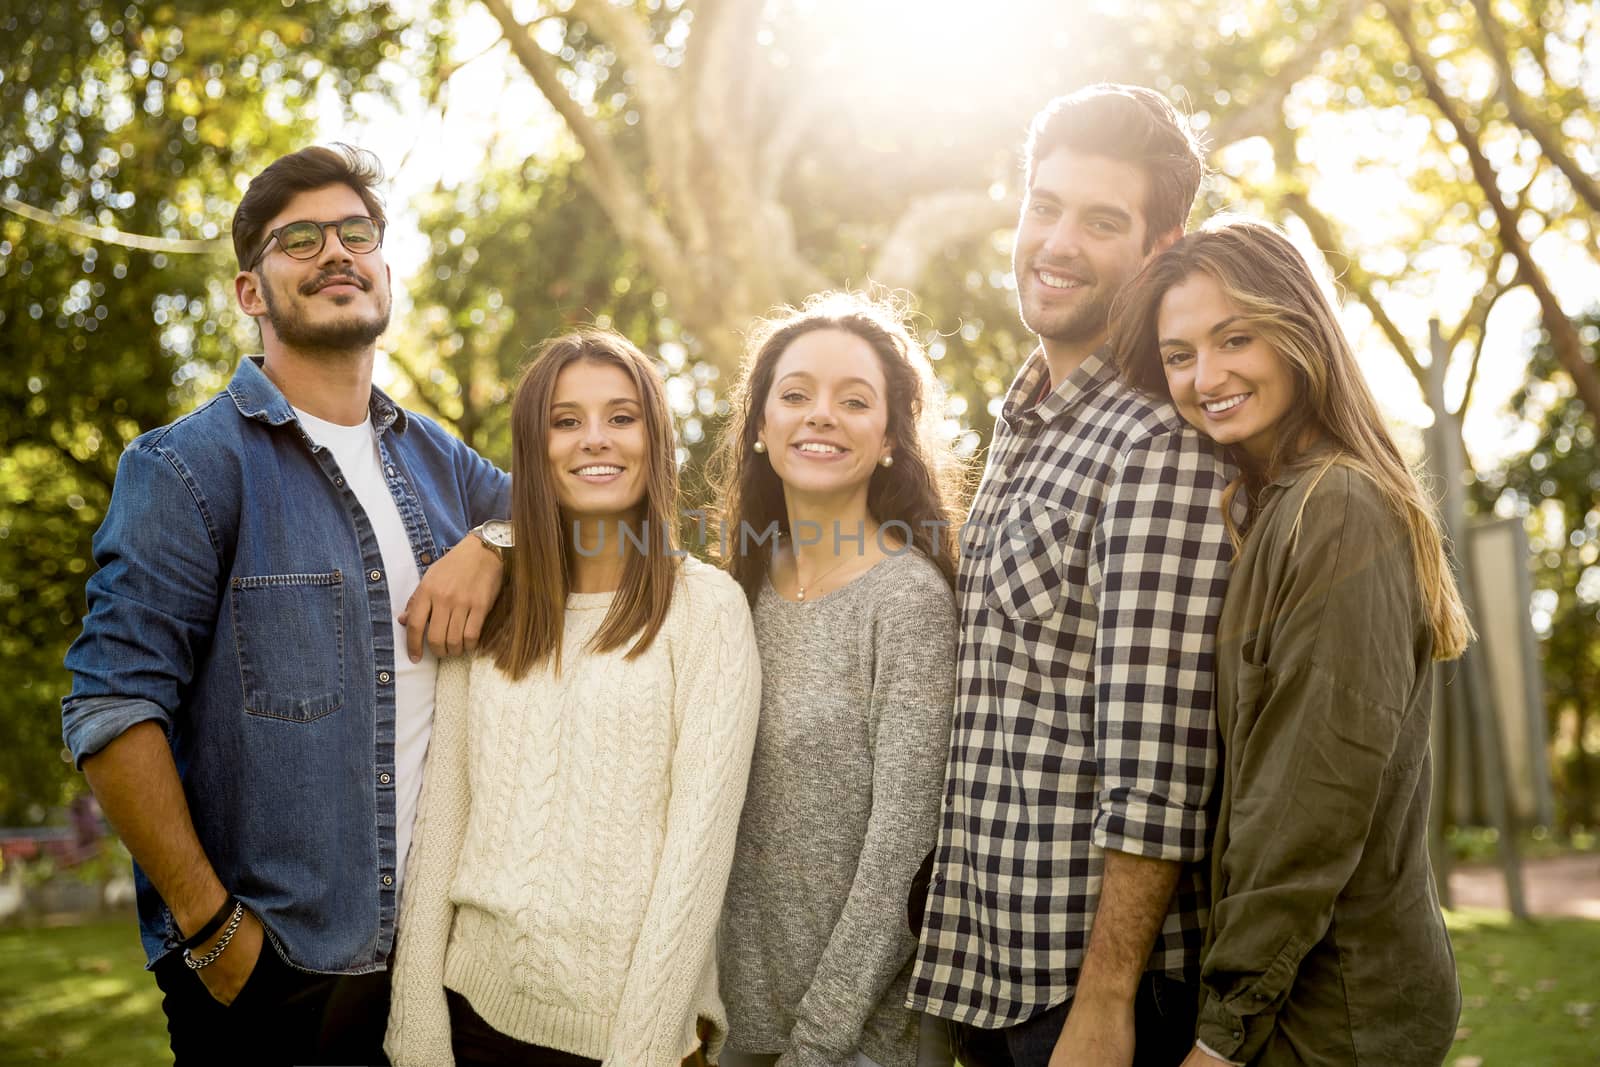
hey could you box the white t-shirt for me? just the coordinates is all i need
[294,407,436,895]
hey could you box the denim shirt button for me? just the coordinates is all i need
[334,476,345,487]
[368,569,382,582]
[419,552,432,565]
[378,671,391,684]
[385,466,395,477]
[379,772,391,785]
[381,874,393,887]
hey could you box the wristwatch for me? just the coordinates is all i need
[471,519,514,561]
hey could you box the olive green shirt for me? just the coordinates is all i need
[1196,460,1460,1066]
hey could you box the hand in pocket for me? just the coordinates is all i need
[197,908,267,1007]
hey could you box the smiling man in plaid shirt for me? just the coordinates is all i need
[908,85,1233,1067]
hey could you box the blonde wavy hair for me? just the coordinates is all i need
[1110,218,1473,660]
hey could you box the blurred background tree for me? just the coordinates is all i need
[1473,311,1600,832]
[3,0,1597,834]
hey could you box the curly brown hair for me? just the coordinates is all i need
[707,291,969,603]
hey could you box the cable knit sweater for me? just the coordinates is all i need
[385,557,762,1067]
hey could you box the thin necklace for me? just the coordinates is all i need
[789,540,858,602]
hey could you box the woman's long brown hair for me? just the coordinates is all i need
[478,328,681,677]
[708,291,968,603]
[1110,218,1472,660]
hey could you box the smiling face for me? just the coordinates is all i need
[758,327,892,509]
[238,183,392,353]
[546,359,649,523]
[1013,148,1158,351]
[1157,270,1298,464]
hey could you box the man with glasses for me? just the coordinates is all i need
[62,144,512,1065]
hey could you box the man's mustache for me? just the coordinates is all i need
[301,271,371,295]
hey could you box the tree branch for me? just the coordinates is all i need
[1450,272,1508,417]
[567,0,709,257]
[757,90,825,200]
[870,192,1018,292]
[1447,272,1506,354]
[685,0,765,157]
[481,0,685,291]
[1470,0,1600,220]
[1,195,227,255]
[1281,189,1424,382]
[1207,2,1361,148]
[1383,0,1600,423]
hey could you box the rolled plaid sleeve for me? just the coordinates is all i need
[1089,429,1232,861]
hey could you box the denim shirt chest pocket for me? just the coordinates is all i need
[230,570,346,721]
[982,499,1086,621]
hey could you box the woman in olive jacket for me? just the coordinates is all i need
[1111,218,1471,1067]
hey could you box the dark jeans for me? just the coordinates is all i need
[152,939,392,1066]
[950,974,1199,1067]
[447,989,602,1067]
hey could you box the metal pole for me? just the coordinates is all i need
[1424,318,1528,919]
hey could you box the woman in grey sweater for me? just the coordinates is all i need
[710,292,964,1067]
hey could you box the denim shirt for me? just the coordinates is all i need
[62,356,509,973]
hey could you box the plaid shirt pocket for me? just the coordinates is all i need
[982,499,1082,621]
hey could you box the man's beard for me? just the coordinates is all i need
[261,274,390,351]
[1019,282,1116,344]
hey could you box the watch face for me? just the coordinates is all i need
[481,519,514,549]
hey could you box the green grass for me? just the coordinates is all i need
[1445,908,1600,1067]
[1,914,1597,1066]
[0,920,167,1065]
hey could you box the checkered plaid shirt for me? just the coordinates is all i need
[908,347,1234,1027]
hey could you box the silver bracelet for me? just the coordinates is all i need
[182,900,245,970]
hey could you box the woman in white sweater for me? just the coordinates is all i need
[386,328,762,1067]
[711,293,962,1067]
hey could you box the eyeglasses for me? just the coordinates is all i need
[248,215,385,270]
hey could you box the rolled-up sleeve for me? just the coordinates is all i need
[62,443,221,765]
[1089,430,1231,861]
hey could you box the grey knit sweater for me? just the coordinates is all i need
[719,550,957,1067]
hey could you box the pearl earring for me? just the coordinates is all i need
[753,440,767,454]
[879,454,894,468]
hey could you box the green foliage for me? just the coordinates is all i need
[1473,313,1600,830]
[392,150,678,465]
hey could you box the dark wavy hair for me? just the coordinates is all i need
[1024,83,1206,248]
[231,143,386,271]
[708,291,967,602]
